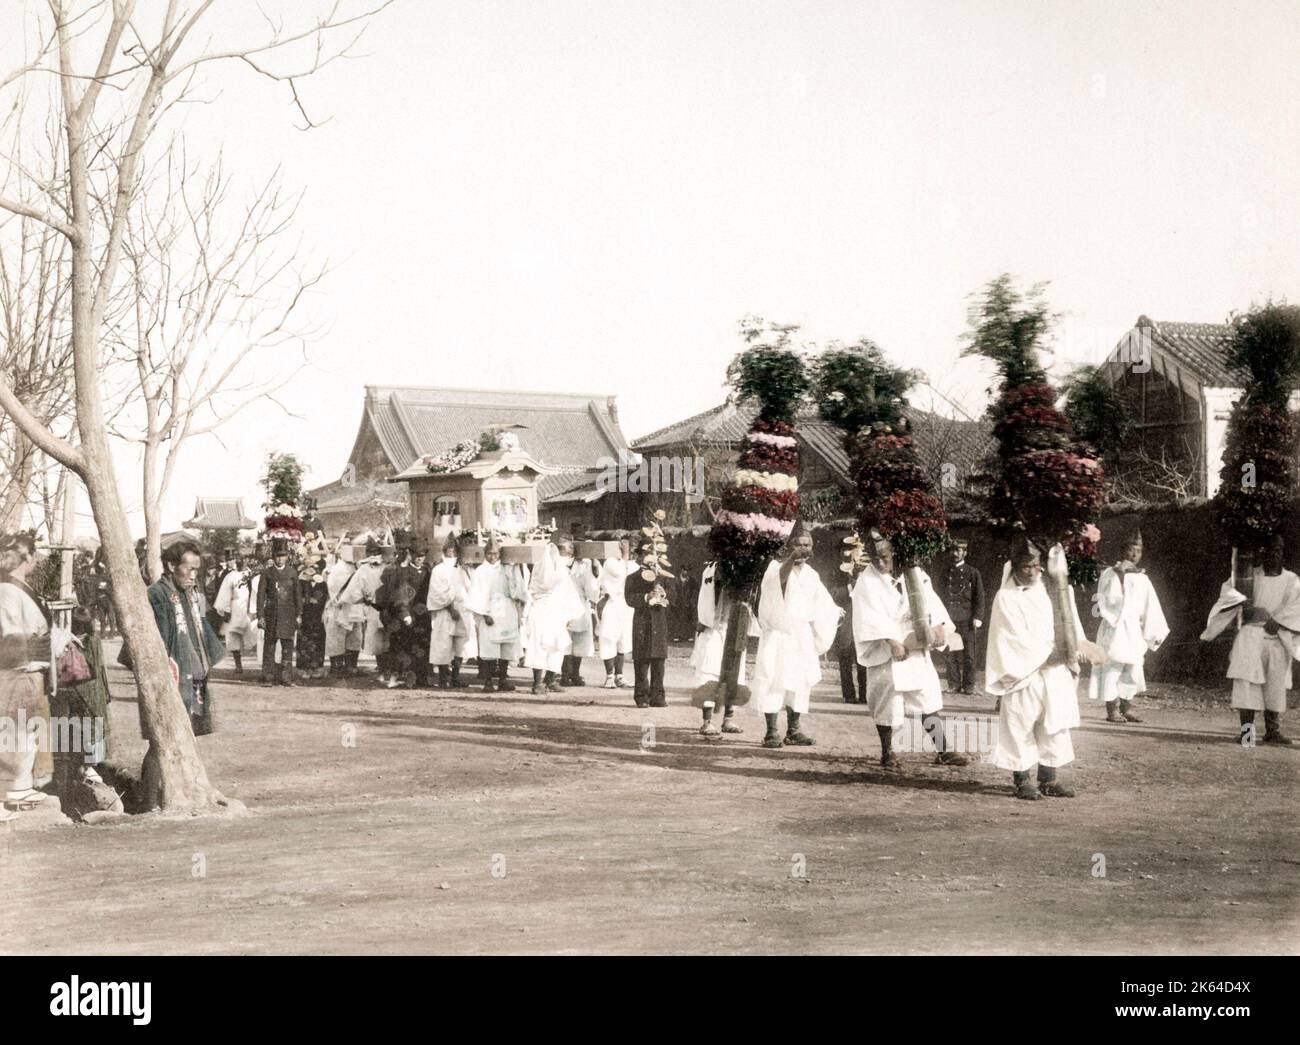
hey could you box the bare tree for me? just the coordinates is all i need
[114,145,320,582]
[0,0,390,813]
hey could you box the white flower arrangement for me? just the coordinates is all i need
[424,438,482,475]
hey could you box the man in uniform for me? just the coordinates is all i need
[939,537,984,694]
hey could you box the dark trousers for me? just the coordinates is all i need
[263,634,295,681]
[946,620,976,692]
[838,648,867,702]
[634,657,665,706]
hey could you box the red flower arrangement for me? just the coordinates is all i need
[736,441,799,475]
[865,488,950,566]
[726,485,800,520]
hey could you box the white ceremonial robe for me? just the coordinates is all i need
[751,559,840,714]
[1201,568,1300,712]
[466,561,528,660]
[522,547,585,673]
[1087,567,1169,703]
[324,560,363,657]
[689,562,752,685]
[458,565,480,660]
[596,558,634,658]
[345,560,387,657]
[986,570,1084,772]
[851,564,951,729]
[567,558,599,658]
[427,558,469,665]
[214,569,261,655]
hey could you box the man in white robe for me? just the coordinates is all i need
[1201,534,1300,745]
[987,540,1087,800]
[596,541,634,689]
[324,543,364,677]
[340,539,386,680]
[1088,531,1169,723]
[465,538,529,692]
[751,527,841,748]
[213,556,259,674]
[561,553,600,686]
[521,538,585,694]
[852,532,968,770]
[427,537,470,689]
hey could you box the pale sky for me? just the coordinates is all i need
[7,0,1299,537]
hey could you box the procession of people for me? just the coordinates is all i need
[2,504,1297,824]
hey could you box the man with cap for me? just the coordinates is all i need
[624,541,672,709]
[751,522,841,748]
[426,535,471,688]
[214,551,259,675]
[257,537,302,686]
[1089,530,1168,723]
[1202,533,1300,746]
[341,536,387,681]
[466,537,529,691]
[852,530,969,770]
[986,538,1086,800]
[939,537,985,694]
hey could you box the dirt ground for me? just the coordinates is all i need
[2,644,1297,955]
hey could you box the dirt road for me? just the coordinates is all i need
[2,649,1296,954]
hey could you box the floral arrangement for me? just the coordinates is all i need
[261,452,307,542]
[710,420,800,590]
[424,438,482,475]
[708,329,808,594]
[1212,304,1300,552]
[637,509,674,606]
[963,275,1107,584]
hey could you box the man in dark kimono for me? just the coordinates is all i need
[939,537,985,694]
[147,541,225,736]
[625,562,672,709]
[258,537,302,686]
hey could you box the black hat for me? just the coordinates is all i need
[1009,535,1042,567]
[270,537,289,556]
[365,537,382,558]
[223,547,238,559]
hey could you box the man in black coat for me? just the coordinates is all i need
[258,537,303,686]
[625,564,672,709]
[939,537,985,694]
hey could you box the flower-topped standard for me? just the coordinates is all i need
[812,339,948,644]
[261,452,308,543]
[636,509,674,607]
[963,276,1107,586]
[703,318,809,724]
[1212,304,1300,562]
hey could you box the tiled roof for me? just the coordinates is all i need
[1105,317,1240,389]
[361,385,629,474]
[312,477,408,513]
[182,498,256,530]
[632,401,994,485]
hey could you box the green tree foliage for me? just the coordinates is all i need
[810,338,916,437]
[724,316,809,424]
[1062,364,1133,459]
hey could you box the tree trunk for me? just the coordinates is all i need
[67,167,229,813]
[0,433,34,530]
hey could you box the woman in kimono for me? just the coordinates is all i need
[50,607,122,818]
[465,538,529,691]
[0,532,54,819]
[297,561,330,681]
[595,540,633,689]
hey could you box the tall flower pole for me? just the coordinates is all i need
[812,340,945,643]
[1211,304,1300,604]
[963,275,1107,669]
[703,319,808,728]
